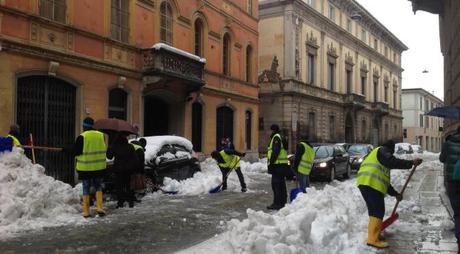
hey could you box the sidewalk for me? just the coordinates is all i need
[385,162,457,253]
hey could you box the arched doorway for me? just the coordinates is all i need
[192,102,203,152]
[17,75,76,184]
[144,96,169,136]
[345,113,354,143]
[216,106,233,149]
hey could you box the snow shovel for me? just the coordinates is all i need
[381,164,418,231]
[210,157,241,194]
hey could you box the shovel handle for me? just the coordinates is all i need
[390,164,418,215]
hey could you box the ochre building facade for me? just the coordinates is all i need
[258,0,407,152]
[0,0,259,182]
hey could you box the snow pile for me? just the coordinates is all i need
[224,181,369,254]
[135,136,193,162]
[180,153,441,254]
[152,43,207,63]
[160,158,269,195]
[0,148,85,238]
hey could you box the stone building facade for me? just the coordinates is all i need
[258,0,407,152]
[402,88,443,152]
[409,0,460,136]
[0,0,259,183]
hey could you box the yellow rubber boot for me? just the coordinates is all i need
[95,191,106,216]
[82,195,90,218]
[367,216,389,249]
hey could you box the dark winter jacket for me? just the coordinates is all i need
[440,133,460,182]
[107,137,138,174]
[375,145,414,196]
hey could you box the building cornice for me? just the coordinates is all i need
[1,38,141,78]
[202,86,260,104]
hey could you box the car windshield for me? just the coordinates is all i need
[348,145,368,155]
[314,146,332,159]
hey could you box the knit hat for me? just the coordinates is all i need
[83,117,94,128]
[270,124,280,132]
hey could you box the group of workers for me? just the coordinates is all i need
[265,123,424,249]
[14,119,460,250]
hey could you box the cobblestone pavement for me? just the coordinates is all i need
[383,164,457,254]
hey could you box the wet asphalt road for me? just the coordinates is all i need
[0,176,329,254]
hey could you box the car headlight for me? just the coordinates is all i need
[358,158,363,163]
[319,162,327,167]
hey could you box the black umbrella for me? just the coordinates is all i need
[425,106,460,120]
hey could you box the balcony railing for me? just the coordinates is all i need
[142,43,205,86]
[344,93,366,110]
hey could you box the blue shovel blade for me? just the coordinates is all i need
[209,185,222,193]
[290,187,304,202]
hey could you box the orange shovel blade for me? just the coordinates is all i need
[381,212,399,231]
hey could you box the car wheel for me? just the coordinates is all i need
[343,163,351,179]
[328,167,335,182]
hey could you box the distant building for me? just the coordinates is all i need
[401,88,443,152]
[408,0,460,136]
[258,0,407,152]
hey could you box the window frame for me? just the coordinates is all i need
[223,33,231,76]
[39,0,67,23]
[110,0,130,43]
[160,1,173,45]
[194,19,204,57]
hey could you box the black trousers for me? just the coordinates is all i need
[220,167,246,189]
[447,181,460,238]
[115,172,134,206]
[359,185,385,219]
[271,172,287,207]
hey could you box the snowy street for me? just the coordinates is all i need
[0,149,457,253]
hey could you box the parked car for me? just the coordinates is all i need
[411,144,423,154]
[395,142,414,154]
[348,144,373,171]
[310,144,351,181]
[335,143,352,151]
[140,136,201,186]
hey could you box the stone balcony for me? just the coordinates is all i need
[142,43,206,92]
[372,101,390,116]
[344,93,366,110]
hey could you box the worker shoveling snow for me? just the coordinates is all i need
[0,148,85,238]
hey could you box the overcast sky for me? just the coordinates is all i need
[355,0,444,101]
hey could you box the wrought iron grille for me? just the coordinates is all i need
[17,76,76,185]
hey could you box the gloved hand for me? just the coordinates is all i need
[413,158,423,166]
[396,193,403,202]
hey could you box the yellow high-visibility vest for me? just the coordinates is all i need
[267,133,288,164]
[76,130,107,171]
[298,142,315,175]
[218,150,241,169]
[132,143,143,151]
[7,135,21,146]
[356,147,390,195]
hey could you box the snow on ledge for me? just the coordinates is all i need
[152,43,207,63]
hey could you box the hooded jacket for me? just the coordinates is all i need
[440,132,460,181]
